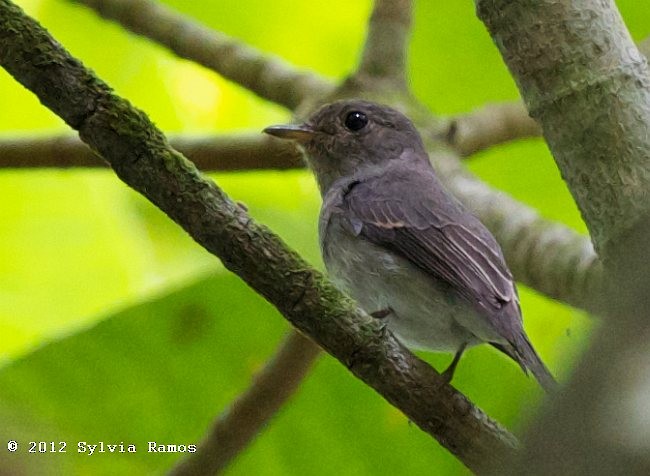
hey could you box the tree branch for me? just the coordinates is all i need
[0,133,302,170]
[170,331,321,476]
[513,221,650,475]
[444,34,650,158]
[71,0,334,110]
[0,1,517,471]
[477,0,650,257]
[352,0,412,89]
[445,101,541,157]
[476,1,650,473]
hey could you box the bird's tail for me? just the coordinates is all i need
[516,334,557,393]
[492,335,557,393]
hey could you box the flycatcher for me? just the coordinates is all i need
[265,100,555,392]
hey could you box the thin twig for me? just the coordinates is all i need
[169,331,321,476]
[0,1,517,471]
[445,101,541,157]
[71,0,334,110]
[353,0,412,89]
[0,133,302,170]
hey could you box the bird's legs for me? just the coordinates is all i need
[368,309,465,384]
[441,343,468,383]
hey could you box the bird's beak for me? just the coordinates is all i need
[263,123,314,143]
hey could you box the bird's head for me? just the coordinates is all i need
[264,100,428,193]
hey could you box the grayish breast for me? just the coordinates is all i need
[318,182,502,352]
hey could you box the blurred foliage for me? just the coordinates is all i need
[0,0,648,474]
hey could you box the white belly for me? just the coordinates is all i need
[321,216,484,352]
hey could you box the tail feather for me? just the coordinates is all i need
[491,335,557,393]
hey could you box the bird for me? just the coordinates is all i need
[264,99,556,392]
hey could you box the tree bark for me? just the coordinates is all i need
[476,1,650,473]
[0,133,302,170]
[477,0,650,258]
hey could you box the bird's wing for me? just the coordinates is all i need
[337,166,520,339]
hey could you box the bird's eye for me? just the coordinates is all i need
[344,111,368,132]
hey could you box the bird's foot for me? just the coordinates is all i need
[370,307,393,319]
[441,343,468,383]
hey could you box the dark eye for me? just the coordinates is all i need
[344,111,368,132]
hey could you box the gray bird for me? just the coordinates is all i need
[264,99,556,392]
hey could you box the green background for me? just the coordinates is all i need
[1,0,647,474]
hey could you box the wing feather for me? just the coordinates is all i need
[321,164,554,389]
[342,171,517,321]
